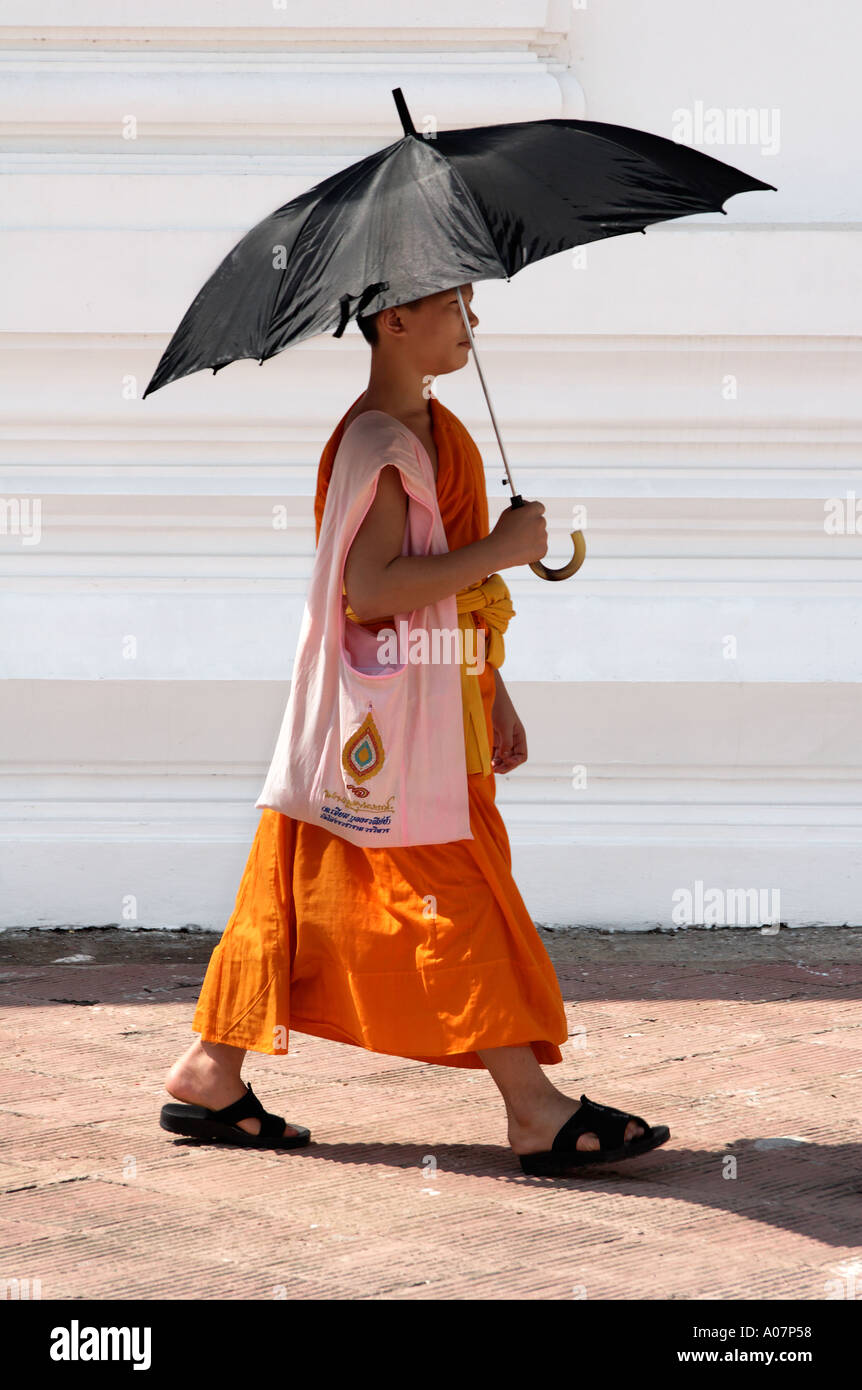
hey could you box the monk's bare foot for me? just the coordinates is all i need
[508,1094,644,1156]
[165,1042,303,1140]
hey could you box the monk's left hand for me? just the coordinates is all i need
[491,672,528,774]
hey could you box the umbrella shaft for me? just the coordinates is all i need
[455,287,517,498]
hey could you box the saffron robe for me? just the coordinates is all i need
[191,392,568,1069]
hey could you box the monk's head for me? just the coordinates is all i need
[356,283,478,377]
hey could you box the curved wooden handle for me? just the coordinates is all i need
[510,494,587,583]
[529,528,586,581]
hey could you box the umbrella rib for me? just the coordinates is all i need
[258,147,397,357]
[425,141,509,280]
[257,194,329,361]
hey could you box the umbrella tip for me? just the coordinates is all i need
[392,88,416,138]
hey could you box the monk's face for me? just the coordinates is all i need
[378,284,479,375]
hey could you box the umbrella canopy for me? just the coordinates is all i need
[143,88,775,398]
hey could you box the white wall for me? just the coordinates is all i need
[1,2,860,929]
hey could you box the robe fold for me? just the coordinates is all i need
[191,392,568,1069]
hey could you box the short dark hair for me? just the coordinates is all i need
[356,311,378,345]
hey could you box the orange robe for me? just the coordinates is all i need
[191,393,568,1068]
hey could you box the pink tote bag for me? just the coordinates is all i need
[255,411,473,847]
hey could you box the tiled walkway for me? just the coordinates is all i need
[1,924,860,1300]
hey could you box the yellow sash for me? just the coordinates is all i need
[455,572,514,775]
[345,572,514,777]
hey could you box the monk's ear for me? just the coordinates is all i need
[377,305,409,338]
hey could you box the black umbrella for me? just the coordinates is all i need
[144,88,775,579]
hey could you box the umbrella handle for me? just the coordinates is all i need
[510,493,586,582]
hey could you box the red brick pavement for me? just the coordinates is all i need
[1,925,860,1301]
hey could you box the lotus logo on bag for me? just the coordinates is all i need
[342,708,385,782]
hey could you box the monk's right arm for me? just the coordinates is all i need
[343,465,547,624]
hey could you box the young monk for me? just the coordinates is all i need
[161,283,668,1173]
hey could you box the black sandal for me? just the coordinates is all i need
[519,1093,669,1175]
[160,1082,311,1150]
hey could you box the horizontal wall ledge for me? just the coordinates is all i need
[4,836,858,930]
[0,68,570,145]
[2,591,862,679]
[1,337,860,500]
[0,35,584,150]
[1,496,861,588]
[4,446,861,500]
[4,772,862,825]
[1,0,558,44]
[1,679,858,765]
[2,675,860,929]
[1,228,856,335]
[3,678,858,930]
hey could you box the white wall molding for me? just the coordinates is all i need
[3,229,854,334]
[0,57,576,147]
[0,0,585,152]
[2,333,859,499]
[2,3,858,928]
[3,495,862,584]
[2,680,860,929]
[0,0,563,43]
